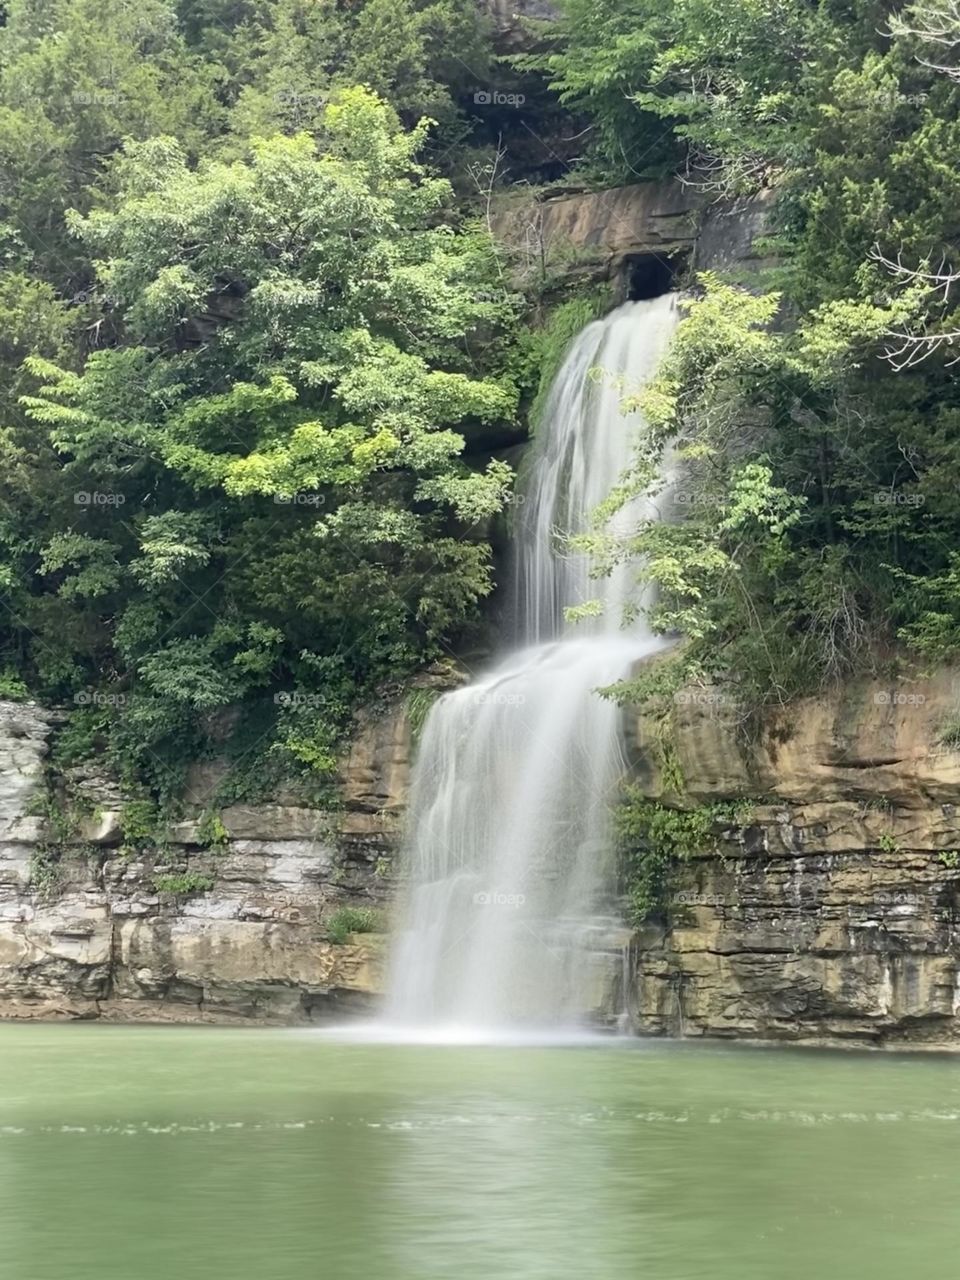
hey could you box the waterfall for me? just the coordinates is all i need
[384,294,679,1034]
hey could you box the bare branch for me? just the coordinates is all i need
[881,329,960,371]
[869,245,960,369]
[890,0,960,79]
[869,245,960,295]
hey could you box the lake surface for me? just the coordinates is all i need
[1,1025,958,1279]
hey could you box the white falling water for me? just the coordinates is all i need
[384,294,679,1034]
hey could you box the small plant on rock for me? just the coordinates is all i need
[327,906,385,945]
[152,871,215,896]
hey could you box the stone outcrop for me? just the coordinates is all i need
[0,697,415,1023]
[624,666,960,1046]
[491,182,775,294]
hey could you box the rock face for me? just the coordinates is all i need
[491,182,775,294]
[6,663,960,1043]
[0,698,414,1023]
[624,666,960,1046]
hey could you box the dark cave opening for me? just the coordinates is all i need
[624,252,684,300]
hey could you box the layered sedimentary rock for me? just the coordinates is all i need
[6,665,960,1043]
[491,182,775,292]
[625,666,960,1046]
[0,697,413,1023]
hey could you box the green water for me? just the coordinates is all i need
[1,1026,959,1279]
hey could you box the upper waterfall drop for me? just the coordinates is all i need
[384,293,680,1037]
[515,295,679,644]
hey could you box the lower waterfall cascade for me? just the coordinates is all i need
[384,293,680,1035]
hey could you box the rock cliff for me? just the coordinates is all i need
[0,698,413,1022]
[6,666,960,1043]
[491,182,775,296]
[625,666,960,1046]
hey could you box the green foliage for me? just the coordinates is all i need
[0,23,523,799]
[540,1,960,707]
[326,905,386,944]
[8,0,960,820]
[119,799,165,851]
[525,289,612,432]
[406,687,441,743]
[0,670,30,701]
[196,809,229,850]
[616,790,746,923]
[938,850,960,869]
[152,870,215,895]
[35,789,83,846]
[29,847,63,899]
[589,265,960,709]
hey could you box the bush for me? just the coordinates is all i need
[616,789,746,923]
[327,906,385,944]
[152,871,215,896]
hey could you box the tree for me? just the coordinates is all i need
[14,88,521,794]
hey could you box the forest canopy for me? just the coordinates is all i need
[542,0,960,708]
[0,0,521,800]
[2,0,960,804]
